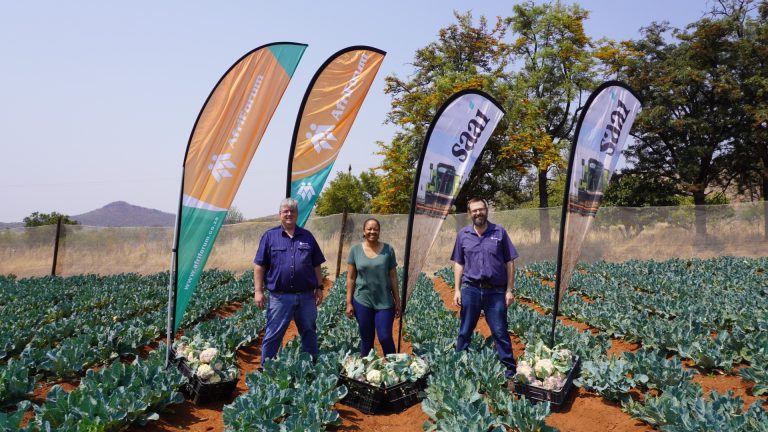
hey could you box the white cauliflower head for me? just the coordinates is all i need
[534,358,555,379]
[196,364,215,381]
[515,362,535,384]
[366,369,383,385]
[208,373,222,384]
[542,373,565,390]
[409,358,428,378]
[199,348,218,364]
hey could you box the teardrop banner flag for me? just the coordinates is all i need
[397,89,505,351]
[170,43,307,335]
[286,46,386,226]
[550,81,641,346]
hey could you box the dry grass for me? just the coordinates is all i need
[1,207,765,278]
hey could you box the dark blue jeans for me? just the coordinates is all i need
[455,284,516,378]
[261,291,318,367]
[353,297,396,355]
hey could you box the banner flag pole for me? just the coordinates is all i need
[550,81,641,347]
[396,89,505,352]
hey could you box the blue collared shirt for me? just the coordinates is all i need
[254,225,326,293]
[450,222,519,287]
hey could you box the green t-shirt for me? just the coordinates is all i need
[347,242,397,310]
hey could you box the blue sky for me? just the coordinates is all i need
[0,0,711,222]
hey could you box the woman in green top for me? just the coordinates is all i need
[345,218,401,355]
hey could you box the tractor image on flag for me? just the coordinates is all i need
[569,158,609,216]
[417,162,460,217]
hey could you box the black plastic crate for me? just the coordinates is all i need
[339,375,386,414]
[384,375,429,412]
[185,373,237,405]
[339,373,429,414]
[516,355,580,411]
[170,347,236,404]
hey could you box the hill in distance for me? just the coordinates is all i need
[73,201,175,227]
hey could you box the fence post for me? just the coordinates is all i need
[335,209,348,280]
[51,216,63,276]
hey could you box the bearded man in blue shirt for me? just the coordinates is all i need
[254,198,325,367]
[451,197,519,391]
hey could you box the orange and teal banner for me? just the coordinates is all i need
[287,46,385,226]
[172,43,306,331]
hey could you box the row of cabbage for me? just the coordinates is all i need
[0,270,262,432]
[480,257,768,431]
[222,274,358,430]
[2,274,268,431]
[414,270,562,431]
[0,270,254,408]
[519,257,767,388]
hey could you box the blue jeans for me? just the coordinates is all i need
[353,297,396,355]
[261,291,318,367]
[455,284,516,378]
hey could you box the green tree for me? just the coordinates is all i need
[371,139,414,214]
[599,16,746,237]
[502,0,597,242]
[602,172,685,207]
[359,170,381,212]
[315,171,366,216]
[377,11,528,214]
[224,206,244,224]
[23,212,79,227]
[722,0,768,237]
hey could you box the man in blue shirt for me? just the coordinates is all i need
[254,198,325,366]
[451,197,518,390]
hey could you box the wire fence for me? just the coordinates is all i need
[1,203,765,278]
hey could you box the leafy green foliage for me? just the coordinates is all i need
[503,0,596,217]
[622,349,694,391]
[0,357,35,407]
[223,205,244,224]
[574,356,633,403]
[370,138,417,214]
[30,344,186,431]
[439,257,767,430]
[740,352,768,396]
[377,12,529,213]
[23,211,79,227]
[0,400,31,431]
[315,170,368,216]
[597,3,767,234]
[0,269,253,387]
[624,383,768,431]
[518,257,768,373]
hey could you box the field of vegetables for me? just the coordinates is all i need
[1,256,766,431]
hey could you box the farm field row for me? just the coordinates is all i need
[2,256,766,430]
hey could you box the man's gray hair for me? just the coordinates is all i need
[279,197,299,212]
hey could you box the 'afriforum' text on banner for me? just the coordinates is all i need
[173,43,307,331]
[288,46,385,227]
